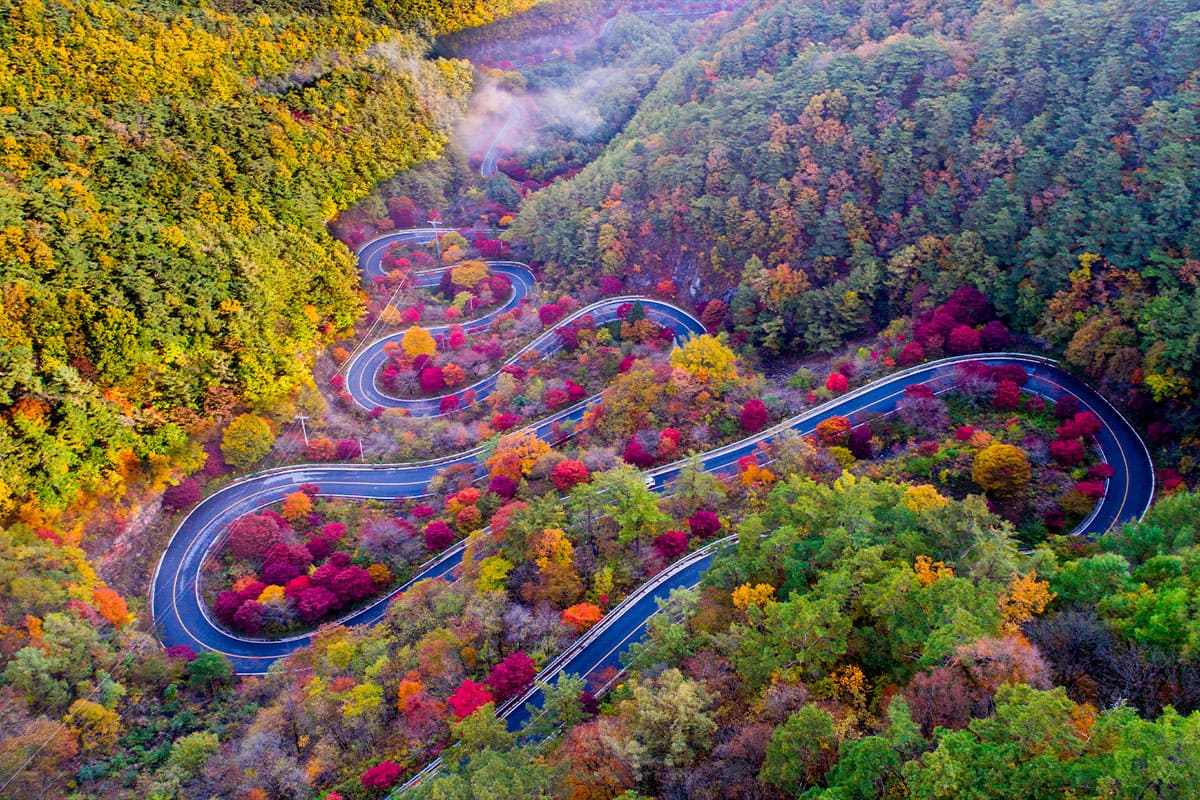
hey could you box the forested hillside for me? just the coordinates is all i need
[514,0,1200,403]
[5,0,1200,798]
[0,0,480,517]
[408,484,1200,799]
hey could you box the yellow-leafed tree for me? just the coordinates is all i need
[669,334,739,384]
[401,325,437,358]
[972,443,1031,496]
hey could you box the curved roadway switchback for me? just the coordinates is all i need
[343,286,702,414]
[153,235,1154,769]
[153,352,1153,676]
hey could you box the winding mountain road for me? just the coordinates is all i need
[151,233,1154,746]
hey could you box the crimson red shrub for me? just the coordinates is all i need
[980,320,1012,350]
[946,324,981,355]
[898,342,926,365]
[948,285,991,323]
[1073,411,1102,436]
[492,413,521,431]
[447,680,493,719]
[488,474,517,498]
[486,651,536,703]
[489,274,512,296]
[991,364,1028,386]
[424,520,455,551]
[360,762,402,790]
[296,586,338,622]
[555,326,579,349]
[688,510,721,539]
[848,426,874,459]
[232,600,265,634]
[226,514,284,560]
[305,536,331,562]
[264,542,312,570]
[551,459,590,491]
[283,575,310,599]
[419,366,445,393]
[162,479,201,512]
[544,388,570,410]
[740,399,769,433]
[330,566,375,603]
[237,581,266,604]
[993,380,1021,411]
[1054,395,1080,420]
[623,437,656,468]
[1050,438,1085,466]
[165,645,196,662]
[653,530,689,560]
[261,560,300,586]
[1056,421,1083,440]
[213,591,242,624]
[310,562,340,586]
[538,303,565,326]
[825,372,849,393]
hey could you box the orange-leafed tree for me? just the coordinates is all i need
[561,602,603,632]
[280,490,313,521]
[732,582,775,612]
[998,571,1056,633]
[913,555,953,587]
[92,587,131,627]
[486,431,551,481]
[815,416,852,447]
[442,362,466,387]
[556,717,638,800]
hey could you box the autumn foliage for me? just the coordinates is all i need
[551,459,590,490]
[447,680,493,719]
[401,325,437,358]
[562,603,603,632]
[360,761,402,789]
[226,513,285,560]
[485,650,537,702]
[972,443,1032,496]
[739,399,769,433]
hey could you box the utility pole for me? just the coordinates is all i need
[295,414,310,446]
[358,439,365,464]
[428,217,442,264]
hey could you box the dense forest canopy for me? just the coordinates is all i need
[0,0,484,517]
[514,0,1200,403]
[5,0,1200,798]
